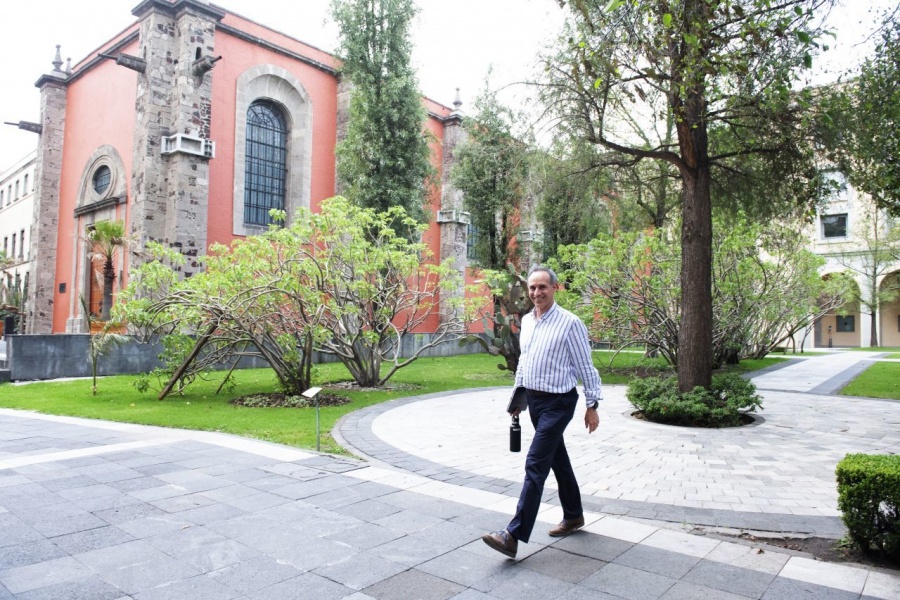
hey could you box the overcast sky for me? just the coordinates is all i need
[0,0,893,172]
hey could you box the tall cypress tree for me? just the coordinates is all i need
[332,0,435,234]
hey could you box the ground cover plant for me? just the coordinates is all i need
[626,373,762,427]
[839,362,900,400]
[0,352,785,453]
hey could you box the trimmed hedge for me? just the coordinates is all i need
[626,373,762,427]
[836,453,900,559]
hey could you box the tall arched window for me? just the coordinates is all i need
[244,100,288,226]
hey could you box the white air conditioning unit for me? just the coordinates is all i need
[518,230,543,243]
[436,209,471,224]
[161,133,215,159]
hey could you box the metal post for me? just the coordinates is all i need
[302,387,323,452]
[828,325,833,348]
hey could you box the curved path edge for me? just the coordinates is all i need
[335,388,847,538]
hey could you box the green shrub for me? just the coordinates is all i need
[836,454,900,559]
[626,373,762,427]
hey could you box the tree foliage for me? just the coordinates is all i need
[332,0,435,234]
[548,0,833,390]
[820,10,900,216]
[115,198,470,395]
[554,216,852,366]
[535,140,611,257]
[450,82,528,270]
[87,220,128,321]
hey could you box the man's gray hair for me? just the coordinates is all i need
[527,264,558,285]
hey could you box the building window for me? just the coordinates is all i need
[14,181,19,199]
[466,223,478,261]
[822,213,848,238]
[19,229,25,258]
[10,233,16,260]
[836,315,855,332]
[92,165,111,195]
[1,190,4,205]
[243,100,288,227]
[23,174,29,193]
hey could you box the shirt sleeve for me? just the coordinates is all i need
[566,317,603,404]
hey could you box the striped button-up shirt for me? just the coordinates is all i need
[514,302,602,406]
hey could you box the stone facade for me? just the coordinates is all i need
[129,0,224,276]
[20,0,497,335]
[26,63,68,334]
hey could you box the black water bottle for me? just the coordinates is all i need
[509,415,521,452]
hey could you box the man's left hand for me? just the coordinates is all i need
[585,408,599,433]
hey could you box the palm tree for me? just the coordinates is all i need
[87,220,127,321]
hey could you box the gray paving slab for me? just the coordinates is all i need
[362,568,466,600]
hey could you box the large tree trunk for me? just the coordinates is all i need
[870,307,879,347]
[678,168,713,391]
[672,0,714,392]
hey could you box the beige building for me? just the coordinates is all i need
[808,170,900,348]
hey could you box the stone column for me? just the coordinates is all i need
[516,172,543,268]
[437,94,470,322]
[334,77,352,196]
[130,0,223,276]
[26,48,69,334]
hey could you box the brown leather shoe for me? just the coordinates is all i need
[482,530,517,558]
[548,516,586,537]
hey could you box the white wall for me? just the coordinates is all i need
[0,150,36,296]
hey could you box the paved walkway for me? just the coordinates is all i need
[0,351,897,599]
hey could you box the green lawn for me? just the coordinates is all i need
[842,346,900,352]
[0,352,786,453]
[840,362,900,400]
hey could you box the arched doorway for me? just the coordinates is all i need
[815,275,861,348]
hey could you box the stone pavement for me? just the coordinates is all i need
[340,351,900,538]
[0,351,897,599]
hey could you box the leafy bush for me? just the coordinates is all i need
[626,373,762,427]
[836,454,900,559]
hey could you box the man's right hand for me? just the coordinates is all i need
[509,408,522,417]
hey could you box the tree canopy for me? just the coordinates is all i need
[820,9,900,216]
[547,0,833,390]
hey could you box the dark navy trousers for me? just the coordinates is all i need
[507,387,583,543]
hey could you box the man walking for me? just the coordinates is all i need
[482,265,602,559]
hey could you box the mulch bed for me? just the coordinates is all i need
[230,392,351,408]
[230,380,423,409]
[694,529,899,570]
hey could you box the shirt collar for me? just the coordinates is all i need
[533,302,558,322]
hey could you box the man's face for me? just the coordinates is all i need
[527,271,556,313]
